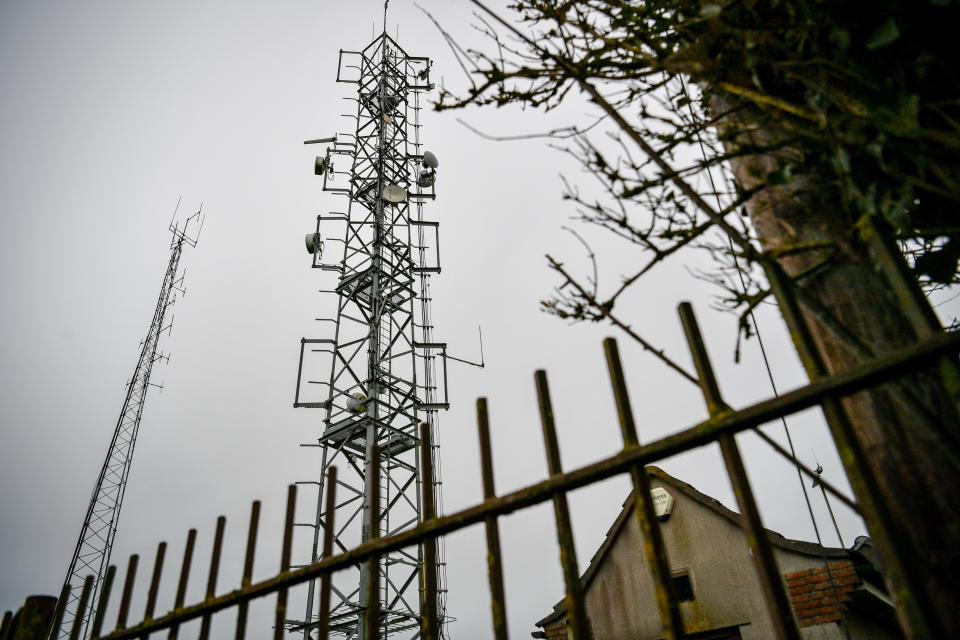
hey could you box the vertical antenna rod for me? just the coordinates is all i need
[52,210,202,639]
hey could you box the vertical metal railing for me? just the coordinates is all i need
[316,471,337,640]
[167,528,195,640]
[235,500,261,639]
[419,425,440,640]
[475,399,508,640]
[679,303,801,640]
[276,486,297,640]
[603,338,684,640]
[534,371,592,640]
[199,517,225,640]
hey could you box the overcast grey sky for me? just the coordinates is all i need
[1,1,924,638]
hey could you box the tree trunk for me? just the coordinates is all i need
[715,96,960,639]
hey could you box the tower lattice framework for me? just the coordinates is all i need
[53,213,200,640]
[293,29,449,640]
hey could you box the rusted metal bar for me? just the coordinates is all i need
[678,302,801,640]
[167,529,196,640]
[476,398,509,640]
[534,370,592,640]
[236,501,261,640]
[364,445,381,640]
[69,576,94,640]
[144,542,167,628]
[199,516,226,640]
[115,555,139,632]
[603,338,685,640]
[96,330,960,640]
[859,213,960,415]
[90,565,117,639]
[276,485,296,640]
[720,437,803,640]
[317,468,338,640]
[243,503,261,584]
[419,423,439,640]
[47,582,70,640]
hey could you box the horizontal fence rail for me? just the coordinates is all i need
[28,306,959,640]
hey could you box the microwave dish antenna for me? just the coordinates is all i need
[382,183,407,203]
[305,232,323,255]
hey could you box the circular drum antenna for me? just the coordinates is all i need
[315,156,328,176]
[418,170,436,188]
[422,151,439,169]
[382,184,407,204]
[347,392,367,413]
[305,232,323,255]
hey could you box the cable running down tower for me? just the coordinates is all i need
[293,21,452,640]
[52,209,202,639]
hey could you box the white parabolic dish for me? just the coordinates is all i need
[382,184,407,203]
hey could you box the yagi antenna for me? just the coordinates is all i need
[169,200,204,248]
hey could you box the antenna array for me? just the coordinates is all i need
[293,29,450,640]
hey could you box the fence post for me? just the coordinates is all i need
[534,371,592,640]
[363,446,381,640]
[115,555,139,633]
[476,399,509,640]
[419,424,439,640]
[235,500,261,640]
[603,338,685,640]
[679,303,801,640]
[276,486,297,640]
[167,529,196,640]
[317,469,338,640]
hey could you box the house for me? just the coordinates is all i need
[533,467,901,640]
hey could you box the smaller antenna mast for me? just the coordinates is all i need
[52,203,202,639]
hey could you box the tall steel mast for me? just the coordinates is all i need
[52,209,202,639]
[293,18,450,640]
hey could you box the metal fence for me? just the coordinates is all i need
[9,301,959,640]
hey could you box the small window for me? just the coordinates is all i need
[672,570,695,602]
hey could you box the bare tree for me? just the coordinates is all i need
[431,2,960,637]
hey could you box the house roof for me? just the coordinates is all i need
[535,466,850,628]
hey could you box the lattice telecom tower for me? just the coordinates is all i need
[52,209,202,639]
[292,20,457,640]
